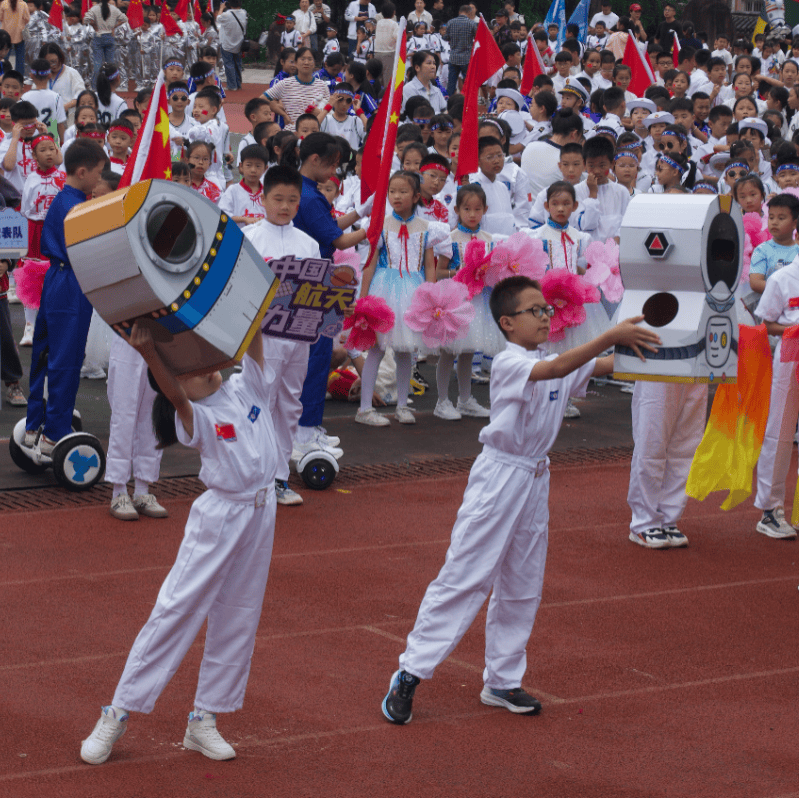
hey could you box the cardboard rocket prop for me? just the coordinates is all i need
[613,194,743,384]
[65,179,279,376]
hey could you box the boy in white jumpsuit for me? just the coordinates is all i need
[752,255,799,540]
[80,314,278,764]
[243,164,333,507]
[381,276,659,723]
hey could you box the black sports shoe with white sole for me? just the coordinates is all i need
[382,669,420,724]
[480,686,542,715]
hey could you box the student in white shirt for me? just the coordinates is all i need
[219,145,268,227]
[191,88,231,190]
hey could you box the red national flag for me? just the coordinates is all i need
[214,423,237,442]
[119,70,173,188]
[161,7,182,36]
[81,0,89,18]
[206,0,213,15]
[359,19,407,266]
[127,0,144,28]
[672,30,680,68]
[456,16,507,180]
[48,0,63,30]
[194,0,204,28]
[174,0,189,22]
[621,33,654,98]
[520,33,546,97]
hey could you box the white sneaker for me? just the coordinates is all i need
[457,396,490,418]
[313,425,341,447]
[355,408,390,426]
[275,479,303,505]
[434,398,462,420]
[80,363,107,380]
[756,508,797,539]
[395,407,416,424]
[80,706,128,764]
[132,493,169,518]
[293,437,344,460]
[6,284,19,304]
[183,710,236,760]
[19,322,33,346]
[110,494,139,521]
[563,399,581,419]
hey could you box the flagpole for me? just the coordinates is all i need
[376,16,405,173]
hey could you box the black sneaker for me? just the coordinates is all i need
[411,367,429,389]
[382,669,420,724]
[480,686,542,715]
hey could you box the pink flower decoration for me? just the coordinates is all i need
[584,238,624,303]
[484,232,547,287]
[742,212,771,286]
[342,295,395,351]
[403,279,476,347]
[540,268,600,342]
[453,238,492,299]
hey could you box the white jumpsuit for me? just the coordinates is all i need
[627,381,708,535]
[244,219,321,482]
[112,355,278,714]
[400,343,595,689]
[754,262,799,510]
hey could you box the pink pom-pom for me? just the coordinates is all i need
[453,238,492,299]
[484,232,547,287]
[342,295,395,351]
[403,279,476,347]
[13,258,50,309]
[540,269,600,342]
[584,238,624,303]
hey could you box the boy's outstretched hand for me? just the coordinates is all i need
[613,315,661,361]
[116,320,156,358]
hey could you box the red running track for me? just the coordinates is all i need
[1,462,798,797]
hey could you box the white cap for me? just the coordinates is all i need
[626,97,656,116]
[643,111,675,128]
[495,88,526,111]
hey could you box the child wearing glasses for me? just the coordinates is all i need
[381,275,659,724]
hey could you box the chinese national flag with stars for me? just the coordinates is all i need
[127,0,144,28]
[360,18,406,266]
[48,0,63,30]
[119,70,172,188]
[456,16,507,180]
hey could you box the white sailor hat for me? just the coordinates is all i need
[558,78,589,105]
[497,108,526,136]
[738,116,768,138]
[626,97,656,116]
[495,87,525,111]
[643,111,675,128]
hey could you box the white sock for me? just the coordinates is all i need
[294,425,314,444]
[112,484,127,498]
[134,479,148,496]
[436,352,455,401]
[395,352,413,408]
[457,354,474,404]
[359,347,385,413]
[24,307,37,326]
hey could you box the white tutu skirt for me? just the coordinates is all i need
[369,268,426,352]
[545,300,612,355]
[443,287,507,356]
[83,310,115,369]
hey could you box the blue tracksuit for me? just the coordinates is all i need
[26,184,93,441]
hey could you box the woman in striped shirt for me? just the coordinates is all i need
[263,46,329,132]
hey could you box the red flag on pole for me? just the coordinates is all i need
[127,0,144,28]
[206,0,213,15]
[456,16,507,181]
[175,0,189,22]
[359,19,407,266]
[672,30,681,68]
[520,33,546,97]
[48,0,63,30]
[194,0,204,28]
[81,0,89,19]
[119,70,173,188]
[621,33,655,98]
[161,7,182,36]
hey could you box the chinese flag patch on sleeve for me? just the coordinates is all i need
[215,423,237,442]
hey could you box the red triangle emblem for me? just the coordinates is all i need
[650,235,663,250]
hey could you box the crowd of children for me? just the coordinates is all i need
[3,0,799,766]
